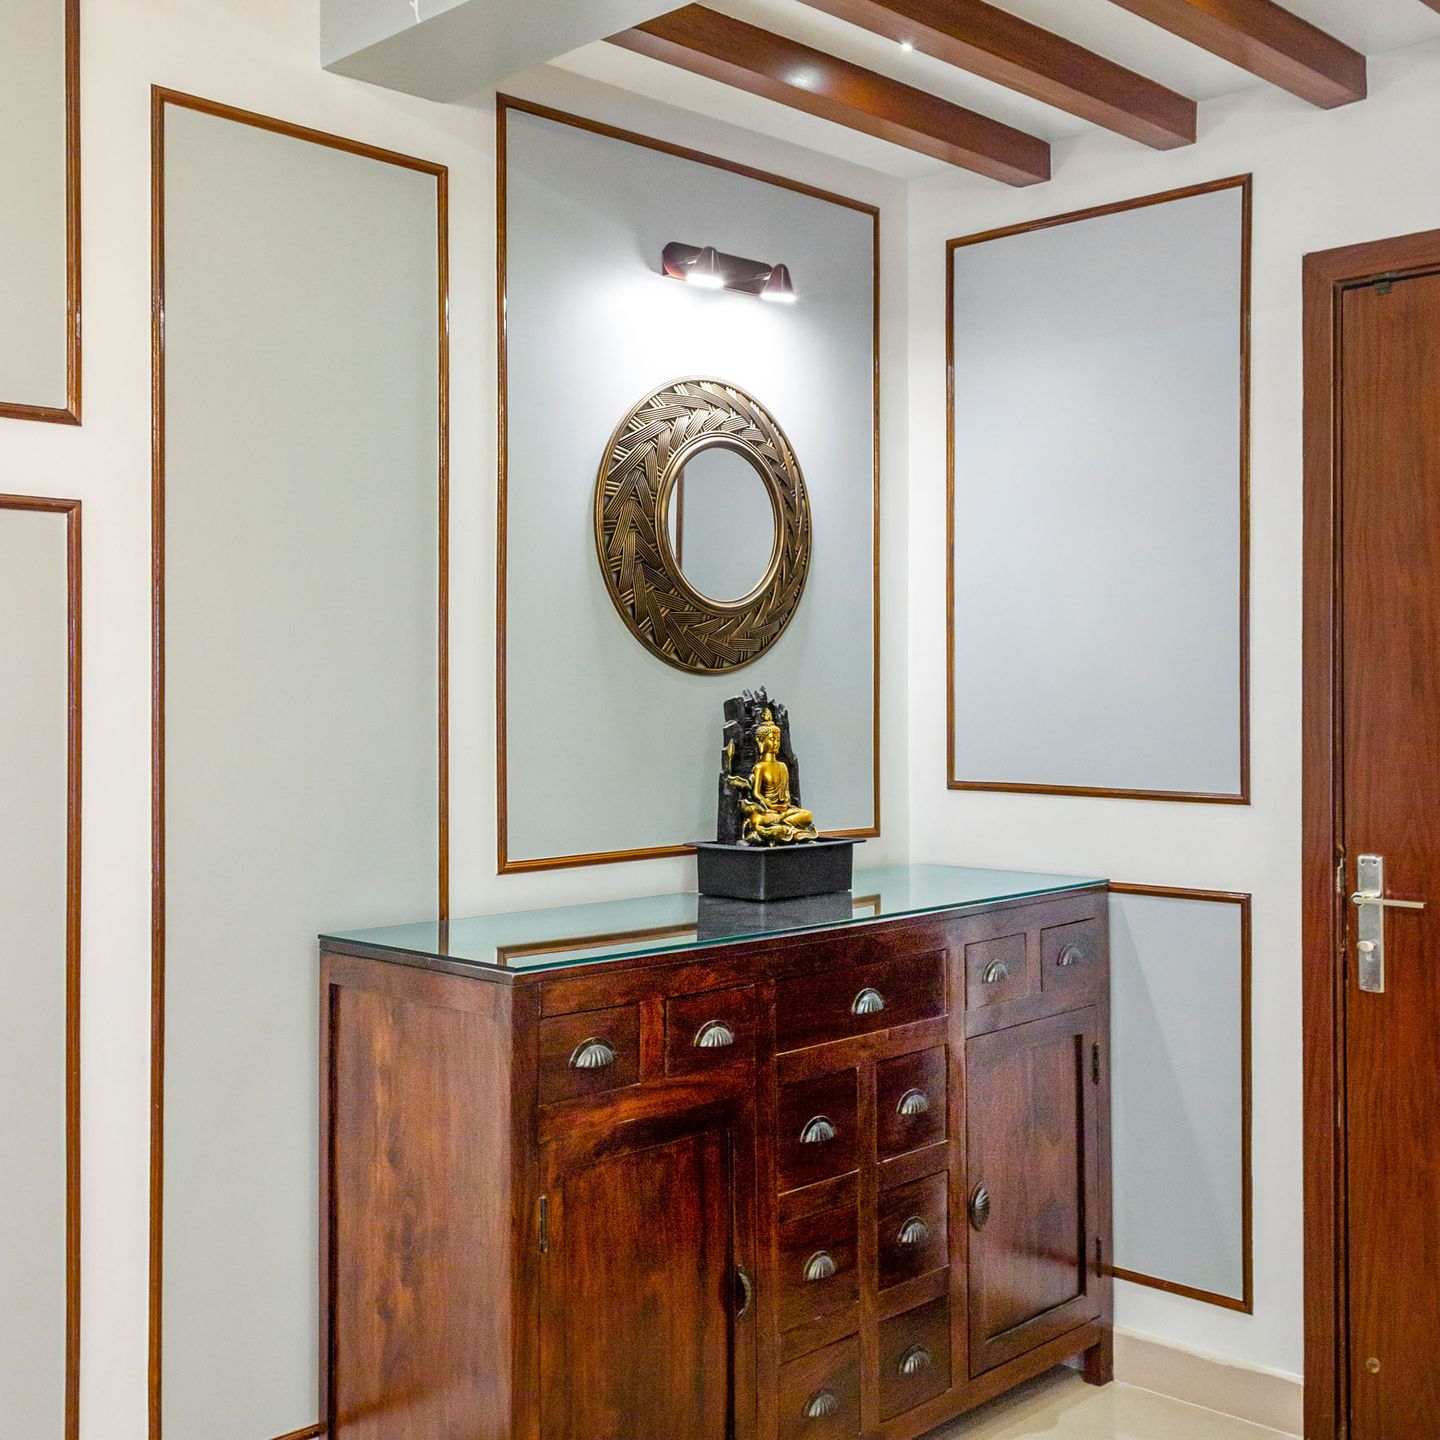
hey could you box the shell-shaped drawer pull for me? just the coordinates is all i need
[982,959,1010,985]
[851,986,886,1015]
[803,1250,838,1283]
[896,1087,930,1117]
[804,1390,840,1420]
[800,1115,838,1145]
[568,1038,616,1071]
[1057,943,1086,968]
[897,1215,929,1247]
[694,1020,736,1049]
[899,1345,933,1378]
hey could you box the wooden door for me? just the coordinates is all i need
[965,1009,1101,1376]
[1335,269,1440,1437]
[538,1103,756,1440]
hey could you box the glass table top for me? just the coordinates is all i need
[323,864,1104,974]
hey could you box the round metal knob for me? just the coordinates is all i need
[1057,944,1085,968]
[982,959,1010,984]
[899,1345,932,1377]
[694,1020,736,1049]
[804,1390,840,1420]
[800,1115,838,1145]
[803,1250,838,1283]
[897,1216,929,1247]
[568,1038,616,1070]
[969,1184,992,1232]
[896,1088,930,1117]
[851,987,886,1015]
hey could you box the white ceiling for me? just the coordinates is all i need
[547,0,1440,178]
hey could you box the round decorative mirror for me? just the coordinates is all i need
[594,378,811,673]
[664,440,779,605]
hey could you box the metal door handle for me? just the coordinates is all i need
[1351,892,1426,910]
[1352,853,1426,995]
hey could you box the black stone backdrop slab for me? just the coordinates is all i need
[716,687,804,845]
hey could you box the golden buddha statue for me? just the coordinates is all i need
[727,709,819,846]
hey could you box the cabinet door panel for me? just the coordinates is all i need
[540,1112,752,1439]
[966,1008,1101,1375]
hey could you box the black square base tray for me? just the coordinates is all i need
[692,838,863,902]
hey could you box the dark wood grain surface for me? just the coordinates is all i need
[1338,270,1440,1437]
[966,1009,1102,1376]
[797,0,1196,148]
[323,891,1111,1438]
[610,5,1051,184]
[1107,0,1365,107]
[1302,226,1440,1440]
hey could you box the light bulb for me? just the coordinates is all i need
[760,264,796,304]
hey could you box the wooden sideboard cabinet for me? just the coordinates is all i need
[319,866,1112,1440]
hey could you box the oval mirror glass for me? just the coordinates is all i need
[666,445,778,604]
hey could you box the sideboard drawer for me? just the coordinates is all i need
[876,1047,947,1161]
[536,1004,640,1106]
[777,1068,858,1193]
[877,1171,949,1292]
[964,931,1032,1012]
[664,984,757,1077]
[778,1335,862,1440]
[1041,917,1102,998]
[877,1295,951,1421]
[777,1202,858,1332]
[775,953,946,1053]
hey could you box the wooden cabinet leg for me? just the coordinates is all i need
[1082,1326,1114,1387]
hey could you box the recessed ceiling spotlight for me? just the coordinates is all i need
[900,39,914,51]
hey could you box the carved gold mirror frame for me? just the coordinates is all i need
[594,377,812,673]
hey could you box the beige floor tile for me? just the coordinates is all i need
[925,1369,1298,1439]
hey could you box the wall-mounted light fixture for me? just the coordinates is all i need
[662,241,796,303]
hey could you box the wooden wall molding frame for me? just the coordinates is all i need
[0,0,81,424]
[1301,224,1440,1440]
[0,492,81,1438]
[495,94,881,874]
[1107,882,1253,1316]
[147,87,450,1440]
[945,174,1252,805]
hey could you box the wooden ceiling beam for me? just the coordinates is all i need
[1106,0,1366,109]
[608,4,1051,185]
[799,0,1196,149]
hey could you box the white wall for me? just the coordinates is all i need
[908,38,1440,1379]
[0,3,907,1435]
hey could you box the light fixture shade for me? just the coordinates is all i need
[689,245,725,289]
[760,263,796,304]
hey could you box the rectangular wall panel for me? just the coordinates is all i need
[0,0,78,420]
[0,498,78,1438]
[949,179,1248,801]
[157,98,444,1440]
[1109,887,1250,1310]
[500,99,879,868]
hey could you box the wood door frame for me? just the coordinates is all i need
[1302,226,1440,1440]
